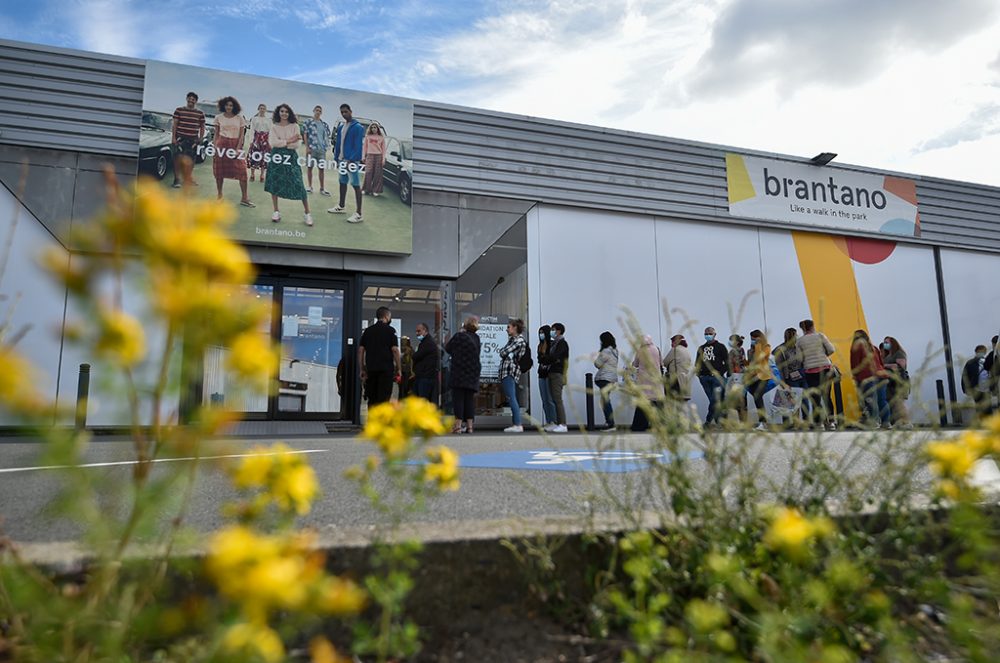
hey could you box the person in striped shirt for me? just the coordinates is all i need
[171,91,205,188]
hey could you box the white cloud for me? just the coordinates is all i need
[68,0,207,64]
[381,0,1000,186]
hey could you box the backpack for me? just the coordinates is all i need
[518,344,534,372]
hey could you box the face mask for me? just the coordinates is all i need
[750,339,758,346]
[704,334,715,342]
[416,334,425,342]
[539,333,546,341]
[550,331,558,340]
[882,342,892,350]
[977,352,986,359]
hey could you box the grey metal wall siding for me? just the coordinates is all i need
[0,40,143,157]
[414,103,1000,252]
[1,37,998,253]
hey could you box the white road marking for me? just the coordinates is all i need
[0,449,329,474]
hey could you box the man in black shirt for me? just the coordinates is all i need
[358,306,401,407]
[694,326,729,426]
[411,322,439,402]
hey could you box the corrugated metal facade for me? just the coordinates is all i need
[0,40,144,158]
[413,103,1000,252]
[3,37,999,253]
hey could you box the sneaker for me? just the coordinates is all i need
[271,211,281,222]
[171,182,182,189]
[755,422,767,431]
[347,212,363,223]
[551,424,568,433]
[504,425,523,433]
[306,187,313,193]
[601,424,616,432]
[327,205,346,213]
[320,189,331,196]
[543,424,557,432]
[373,192,381,197]
[304,213,314,226]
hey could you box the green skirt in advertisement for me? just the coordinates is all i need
[264,148,307,201]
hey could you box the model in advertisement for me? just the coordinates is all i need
[170,91,205,188]
[265,104,312,226]
[362,121,387,196]
[212,96,254,208]
[247,103,271,183]
[327,103,366,223]
[302,105,331,196]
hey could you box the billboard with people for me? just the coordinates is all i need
[141,60,413,255]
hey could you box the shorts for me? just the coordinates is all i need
[173,135,198,160]
[308,146,327,162]
[338,161,362,187]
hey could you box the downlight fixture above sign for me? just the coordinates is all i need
[725,153,920,238]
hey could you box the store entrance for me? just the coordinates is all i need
[199,275,356,421]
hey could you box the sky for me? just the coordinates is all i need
[3,0,1000,186]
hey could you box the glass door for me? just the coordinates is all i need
[278,285,346,418]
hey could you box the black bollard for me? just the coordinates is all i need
[75,363,91,431]
[936,379,948,427]
[585,372,595,431]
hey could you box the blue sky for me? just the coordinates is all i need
[4,0,1000,185]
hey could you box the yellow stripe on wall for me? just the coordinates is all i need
[725,153,756,204]
[791,231,864,420]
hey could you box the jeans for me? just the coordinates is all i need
[501,375,521,426]
[698,375,724,423]
[538,376,557,424]
[594,379,615,426]
[745,379,775,421]
[858,377,890,426]
[414,376,436,402]
[548,372,567,425]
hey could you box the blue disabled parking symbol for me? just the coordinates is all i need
[457,449,702,473]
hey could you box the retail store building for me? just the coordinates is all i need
[2,38,999,431]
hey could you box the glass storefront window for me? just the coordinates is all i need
[278,286,345,415]
[202,284,272,412]
[452,216,528,420]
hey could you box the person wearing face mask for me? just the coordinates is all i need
[773,327,808,425]
[694,326,729,427]
[536,324,557,428]
[962,345,993,418]
[498,318,528,433]
[538,323,569,432]
[880,336,910,427]
[411,322,439,402]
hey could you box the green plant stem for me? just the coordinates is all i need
[149,323,177,457]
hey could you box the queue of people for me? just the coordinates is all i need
[358,305,1000,433]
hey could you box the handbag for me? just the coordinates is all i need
[771,386,797,416]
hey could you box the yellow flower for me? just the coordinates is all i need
[424,445,460,491]
[226,332,276,388]
[361,402,413,459]
[231,448,276,489]
[310,637,352,663]
[271,462,320,515]
[95,309,146,366]
[926,440,977,479]
[0,348,47,415]
[206,526,273,590]
[313,576,367,616]
[400,396,448,436]
[764,507,835,558]
[244,556,310,609]
[221,622,285,663]
[985,413,1000,436]
[39,246,90,293]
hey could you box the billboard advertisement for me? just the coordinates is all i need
[726,153,920,238]
[141,60,413,255]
